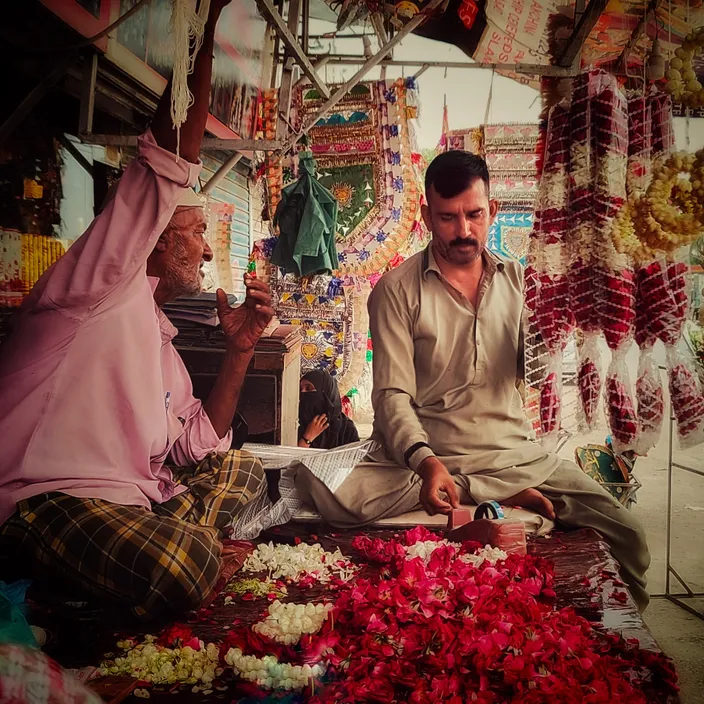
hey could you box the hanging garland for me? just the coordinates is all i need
[665,27,704,109]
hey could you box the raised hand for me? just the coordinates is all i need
[216,276,274,355]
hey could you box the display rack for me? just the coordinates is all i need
[655,405,704,621]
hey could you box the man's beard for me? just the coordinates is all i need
[163,238,203,298]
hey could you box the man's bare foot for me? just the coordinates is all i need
[502,488,556,520]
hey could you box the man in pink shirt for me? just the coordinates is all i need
[0,0,273,619]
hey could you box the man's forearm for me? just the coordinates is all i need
[151,6,221,161]
[203,350,252,438]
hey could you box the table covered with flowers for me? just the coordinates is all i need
[87,526,678,704]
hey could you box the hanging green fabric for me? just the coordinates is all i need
[271,151,339,276]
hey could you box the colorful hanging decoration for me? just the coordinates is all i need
[261,90,283,217]
[665,26,704,109]
[0,229,65,307]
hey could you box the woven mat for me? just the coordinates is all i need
[86,527,667,703]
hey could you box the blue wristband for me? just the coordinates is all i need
[475,500,505,520]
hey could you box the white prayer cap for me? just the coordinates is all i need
[177,188,207,209]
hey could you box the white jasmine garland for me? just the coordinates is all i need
[243,542,356,583]
[224,647,326,690]
[99,636,221,686]
[252,601,333,645]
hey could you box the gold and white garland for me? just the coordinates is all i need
[612,150,704,260]
[252,601,333,645]
[665,28,704,108]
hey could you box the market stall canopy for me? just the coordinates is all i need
[313,0,704,88]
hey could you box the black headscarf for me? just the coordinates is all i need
[299,370,360,449]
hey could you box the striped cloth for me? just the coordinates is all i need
[0,450,264,620]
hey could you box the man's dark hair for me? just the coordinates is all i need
[425,150,490,200]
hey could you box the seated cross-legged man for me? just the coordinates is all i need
[295,150,651,611]
[0,0,274,620]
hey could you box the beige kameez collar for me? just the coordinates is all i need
[422,243,506,281]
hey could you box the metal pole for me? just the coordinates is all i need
[279,55,576,76]
[202,153,243,195]
[282,0,445,154]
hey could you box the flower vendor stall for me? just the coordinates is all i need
[81,526,678,703]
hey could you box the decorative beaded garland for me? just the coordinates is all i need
[665,27,704,108]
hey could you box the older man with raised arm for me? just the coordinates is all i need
[296,150,651,611]
[0,0,273,620]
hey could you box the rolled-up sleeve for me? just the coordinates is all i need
[42,130,201,310]
[368,279,435,472]
[170,401,233,467]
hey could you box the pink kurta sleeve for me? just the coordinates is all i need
[39,131,201,311]
[169,401,233,467]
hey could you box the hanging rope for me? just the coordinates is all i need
[484,69,495,126]
[170,0,211,157]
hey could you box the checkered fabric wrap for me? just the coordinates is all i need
[0,451,264,620]
[0,644,103,704]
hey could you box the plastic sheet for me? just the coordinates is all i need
[635,347,665,456]
[576,332,602,431]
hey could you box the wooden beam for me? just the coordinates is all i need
[282,0,446,154]
[79,53,98,135]
[80,135,282,151]
[277,0,303,140]
[255,0,330,98]
[618,0,660,68]
[557,0,609,67]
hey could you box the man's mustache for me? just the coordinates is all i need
[450,238,479,247]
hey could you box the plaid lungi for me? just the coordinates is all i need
[0,450,264,620]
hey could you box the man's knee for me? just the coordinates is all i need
[141,527,222,617]
[224,450,267,502]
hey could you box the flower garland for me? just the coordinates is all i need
[242,541,357,585]
[252,601,334,645]
[224,649,325,691]
[665,27,704,109]
[223,578,288,604]
[525,100,573,441]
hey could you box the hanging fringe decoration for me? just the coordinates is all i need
[170,0,211,156]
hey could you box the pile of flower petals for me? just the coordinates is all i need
[298,527,679,703]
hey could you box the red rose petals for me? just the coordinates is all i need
[668,363,704,440]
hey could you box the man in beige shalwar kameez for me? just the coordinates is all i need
[295,151,650,610]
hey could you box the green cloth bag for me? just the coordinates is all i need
[271,151,339,276]
[0,581,37,648]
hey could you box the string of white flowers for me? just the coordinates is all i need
[252,601,334,645]
[224,648,326,691]
[404,541,508,566]
[243,542,357,584]
[99,636,221,686]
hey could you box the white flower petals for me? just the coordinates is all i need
[243,542,356,584]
